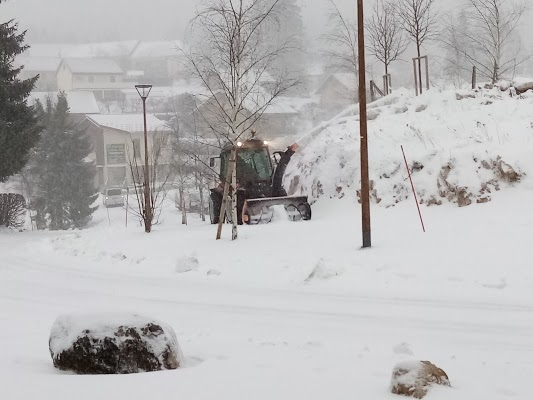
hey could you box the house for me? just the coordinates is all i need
[130,40,186,85]
[83,114,172,190]
[57,58,134,101]
[315,73,357,115]
[15,56,61,91]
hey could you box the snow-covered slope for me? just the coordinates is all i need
[286,87,533,207]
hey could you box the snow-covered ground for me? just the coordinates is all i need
[2,187,533,400]
[2,87,533,399]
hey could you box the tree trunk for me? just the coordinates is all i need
[230,147,238,241]
[199,182,205,222]
[216,147,235,240]
[384,63,389,94]
[179,186,187,225]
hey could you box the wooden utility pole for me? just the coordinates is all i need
[358,0,371,248]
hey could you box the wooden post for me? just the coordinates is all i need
[401,146,425,233]
[370,80,376,102]
[357,0,371,248]
[413,58,419,96]
[216,147,235,240]
[472,66,477,89]
[424,56,430,90]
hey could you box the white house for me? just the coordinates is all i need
[57,58,133,101]
[15,56,61,91]
[83,114,172,190]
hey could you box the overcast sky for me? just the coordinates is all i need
[2,0,531,47]
[2,0,444,43]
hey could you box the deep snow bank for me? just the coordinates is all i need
[285,87,533,207]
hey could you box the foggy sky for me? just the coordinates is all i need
[2,0,444,44]
[2,0,531,49]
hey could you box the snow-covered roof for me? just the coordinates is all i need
[316,73,357,93]
[60,58,123,74]
[24,41,140,59]
[63,41,140,58]
[24,43,76,58]
[87,114,171,133]
[15,56,61,72]
[29,91,100,114]
[131,40,183,59]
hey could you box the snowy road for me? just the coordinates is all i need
[2,194,533,399]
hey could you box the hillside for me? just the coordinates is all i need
[286,86,533,207]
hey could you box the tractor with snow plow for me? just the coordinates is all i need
[208,137,311,225]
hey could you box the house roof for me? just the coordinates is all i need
[14,56,61,72]
[29,91,100,114]
[316,73,357,94]
[60,58,123,74]
[24,43,76,58]
[24,41,140,59]
[63,41,140,58]
[87,114,171,133]
[131,40,183,59]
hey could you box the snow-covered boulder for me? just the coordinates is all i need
[513,78,533,94]
[390,360,450,399]
[49,313,182,374]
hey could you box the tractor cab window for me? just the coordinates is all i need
[238,149,272,181]
[220,148,273,182]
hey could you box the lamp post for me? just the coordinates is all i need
[357,0,371,248]
[135,84,153,233]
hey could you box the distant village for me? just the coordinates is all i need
[17,39,358,190]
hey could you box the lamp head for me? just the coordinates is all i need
[135,84,152,100]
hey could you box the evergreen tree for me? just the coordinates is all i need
[31,93,98,230]
[0,2,40,182]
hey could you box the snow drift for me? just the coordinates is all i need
[286,86,533,207]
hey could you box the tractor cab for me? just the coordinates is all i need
[218,139,274,187]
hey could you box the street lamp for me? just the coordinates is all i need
[135,84,153,233]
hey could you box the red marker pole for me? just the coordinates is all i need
[401,145,426,233]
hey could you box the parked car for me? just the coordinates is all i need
[103,188,125,208]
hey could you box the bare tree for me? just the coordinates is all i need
[393,0,438,93]
[440,13,472,87]
[441,0,529,84]
[321,0,358,76]
[166,94,215,225]
[366,0,408,89]
[127,130,172,229]
[182,0,298,240]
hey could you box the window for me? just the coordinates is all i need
[110,76,116,83]
[88,75,95,83]
[133,139,141,159]
[106,144,126,164]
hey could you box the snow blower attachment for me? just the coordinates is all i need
[209,138,311,225]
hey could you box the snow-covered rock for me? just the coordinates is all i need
[390,360,450,399]
[513,78,533,94]
[49,313,182,374]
